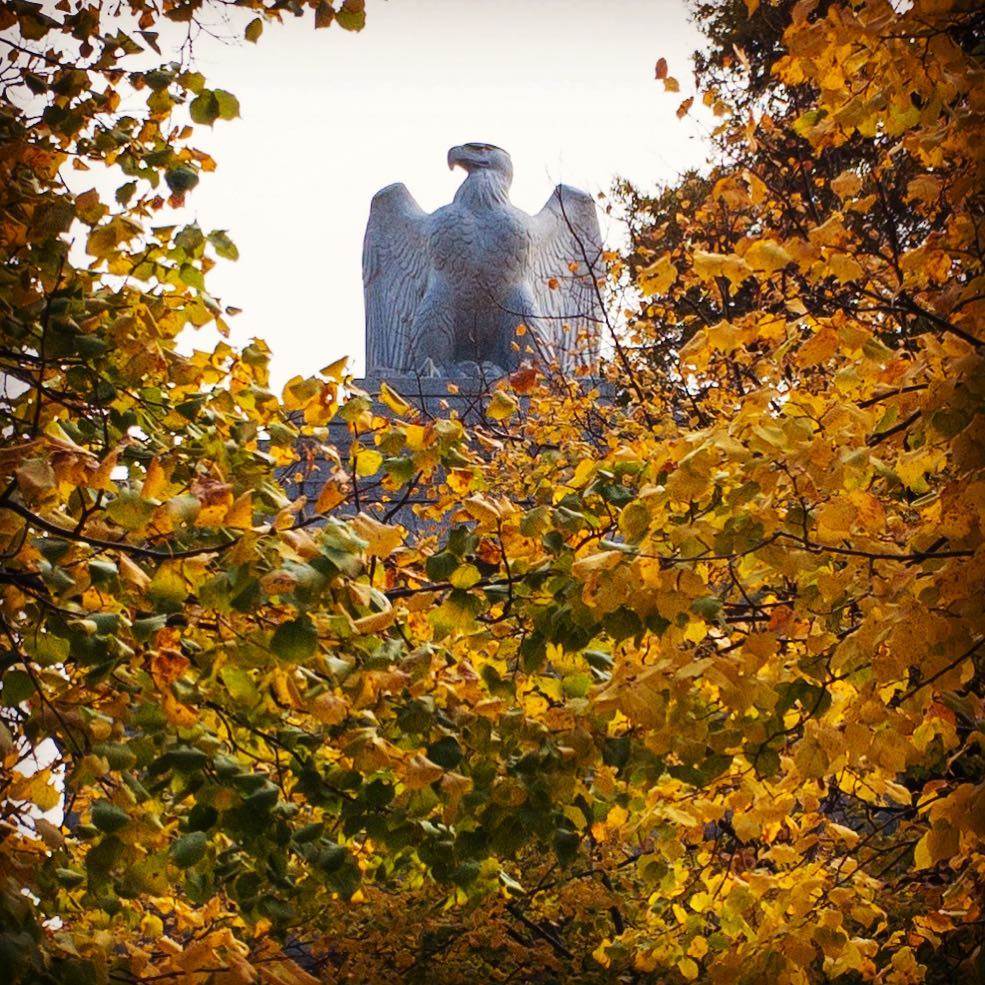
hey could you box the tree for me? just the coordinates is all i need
[1,1,982,983]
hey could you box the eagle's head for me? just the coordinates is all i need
[447,143,513,188]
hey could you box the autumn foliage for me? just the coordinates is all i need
[1,1,983,983]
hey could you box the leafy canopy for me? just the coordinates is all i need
[1,1,982,983]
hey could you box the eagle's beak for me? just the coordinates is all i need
[447,145,465,171]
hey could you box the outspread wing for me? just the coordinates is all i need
[362,183,431,373]
[529,185,605,373]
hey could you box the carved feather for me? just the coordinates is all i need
[362,183,430,373]
[529,185,604,373]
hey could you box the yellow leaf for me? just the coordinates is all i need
[831,170,862,199]
[9,769,61,810]
[828,253,865,284]
[223,491,253,529]
[896,447,944,492]
[162,691,198,726]
[354,449,383,477]
[402,753,445,790]
[689,891,712,913]
[378,381,415,418]
[404,423,428,451]
[486,390,518,421]
[570,458,596,489]
[732,812,759,843]
[320,356,348,380]
[794,735,827,780]
[663,76,680,93]
[638,255,677,295]
[140,914,164,939]
[828,822,860,847]
[688,936,709,960]
[15,459,55,499]
[352,601,395,635]
[678,957,699,980]
[315,478,347,513]
[571,550,623,579]
[799,327,840,367]
[913,822,959,870]
[665,465,710,503]
[692,250,752,287]
[141,457,168,500]
[906,174,942,204]
[745,238,793,274]
[118,553,150,592]
[349,512,403,558]
[310,692,347,725]
[816,496,856,539]
[592,940,612,968]
[463,494,500,525]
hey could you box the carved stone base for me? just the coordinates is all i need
[283,374,614,529]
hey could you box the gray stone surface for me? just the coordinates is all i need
[363,143,604,379]
[284,374,501,527]
[283,374,614,531]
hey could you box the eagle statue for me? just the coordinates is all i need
[362,143,604,378]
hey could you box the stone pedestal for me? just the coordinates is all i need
[283,374,614,530]
[283,375,500,528]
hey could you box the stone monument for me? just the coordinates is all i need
[362,142,604,380]
[291,145,608,522]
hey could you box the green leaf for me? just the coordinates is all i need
[690,596,723,620]
[562,672,592,698]
[26,632,70,668]
[115,181,137,206]
[425,551,459,582]
[208,230,239,261]
[336,1,366,31]
[189,91,220,126]
[56,868,86,887]
[93,743,137,771]
[164,746,209,771]
[1,669,35,707]
[220,665,260,705]
[148,563,187,612]
[170,831,207,868]
[91,801,131,834]
[164,166,199,194]
[449,563,482,589]
[179,262,205,290]
[271,616,318,663]
[106,490,155,531]
[426,736,462,769]
[214,90,240,121]
[179,71,206,94]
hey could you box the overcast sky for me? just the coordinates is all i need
[176,0,711,385]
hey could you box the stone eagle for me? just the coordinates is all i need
[363,143,604,377]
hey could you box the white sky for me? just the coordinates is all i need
[173,0,712,385]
